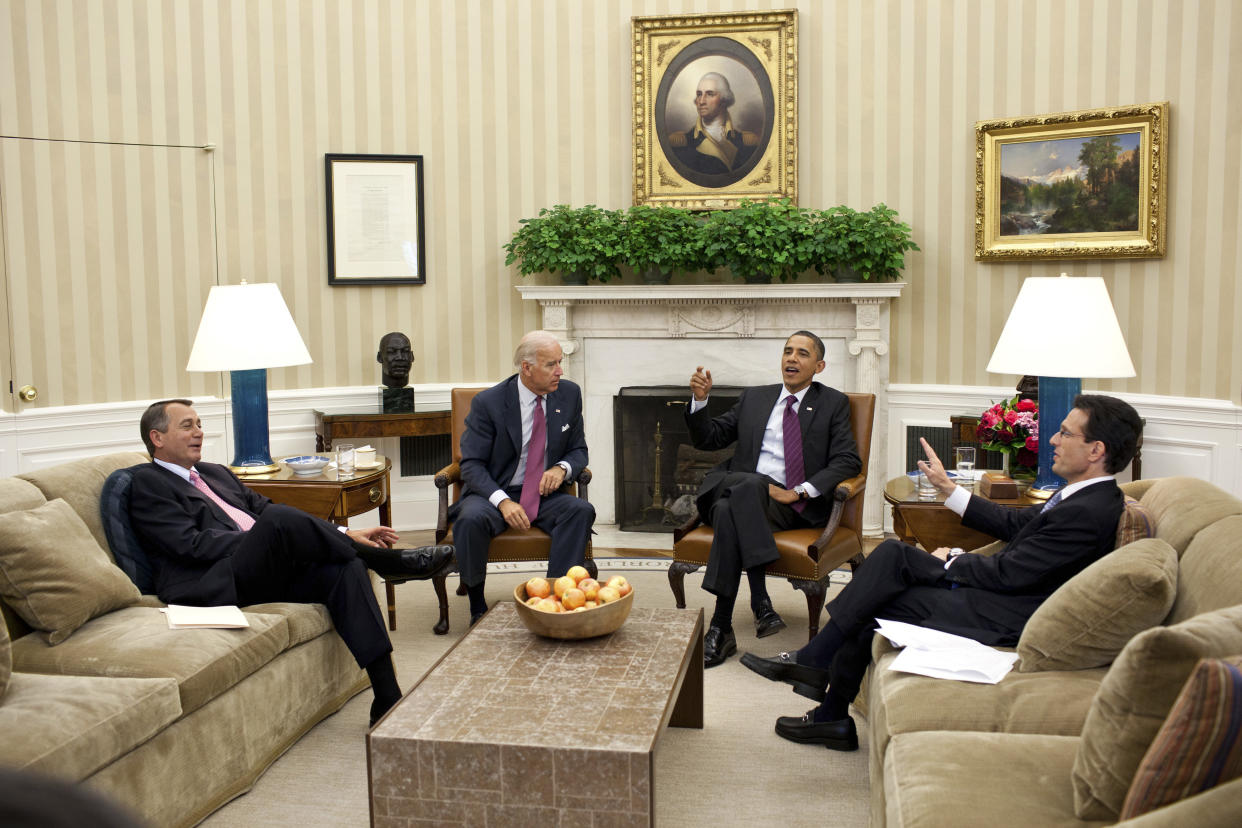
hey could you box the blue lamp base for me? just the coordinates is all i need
[229,369,279,474]
[1034,376,1080,492]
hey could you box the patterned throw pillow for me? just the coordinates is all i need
[1120,656,1242,818]
[1116,495,1155,548]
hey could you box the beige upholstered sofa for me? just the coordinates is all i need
[0,452,368,827]
[866,476,1242,827]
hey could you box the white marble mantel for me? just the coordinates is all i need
[517,283,905,536]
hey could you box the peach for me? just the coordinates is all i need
[534,598,560,613]
[553,575,577,598]
[577,578,600,601]
[597,586,620,604]
[606,575,632,597]
[561,588,586,610]
[525,577,551,599]
[566,565,590,584]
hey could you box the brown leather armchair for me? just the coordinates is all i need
[427,387,595,634]
[668,392,875,640]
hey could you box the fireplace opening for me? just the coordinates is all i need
[613,385,743,532]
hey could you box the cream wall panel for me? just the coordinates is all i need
[0,0,1239,408]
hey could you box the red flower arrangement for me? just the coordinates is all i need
[976,394,1039,472]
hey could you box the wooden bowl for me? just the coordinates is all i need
[512,582,634,640]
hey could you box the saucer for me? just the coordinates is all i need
[354,460,383,470]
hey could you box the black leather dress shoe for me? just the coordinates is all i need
[703,625,737,668]
[753,599,787,638]
[775,710,859,751]
[740,651,830,701]
[397,545,454,579]
[469,609,487,626]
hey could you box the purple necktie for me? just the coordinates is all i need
[189,470,255,531]
[520,396,546,521]
[783,395,806,513]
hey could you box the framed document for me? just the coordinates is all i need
[325,153,426,285]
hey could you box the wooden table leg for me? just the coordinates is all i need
[670,611,704,729]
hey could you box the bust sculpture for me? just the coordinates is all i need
[377,332,413,389]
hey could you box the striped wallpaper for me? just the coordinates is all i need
[1,0,1239,409]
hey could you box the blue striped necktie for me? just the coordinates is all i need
[1041,489,1064,513]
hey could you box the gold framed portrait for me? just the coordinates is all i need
[632,10,797,209]
[975,102,1169,261]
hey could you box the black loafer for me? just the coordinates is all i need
[775,710,858,751]
[740,651,830,701]
[398,545,454,579]
[703,625,737,668]
[753,599,787,638]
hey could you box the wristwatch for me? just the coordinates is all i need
[793,484,809,501]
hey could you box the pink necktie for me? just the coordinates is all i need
[189,470,255,531]
[520,396,546,521]
[783,395,807,514]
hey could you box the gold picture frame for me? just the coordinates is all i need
[975,102,1169,261]
[632,10,797,209]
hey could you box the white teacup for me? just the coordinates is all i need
[355,446,377,467]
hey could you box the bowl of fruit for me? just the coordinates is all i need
[513,565,634,640]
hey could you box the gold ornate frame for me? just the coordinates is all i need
[632,10,797,209]
[975,102,1169,261]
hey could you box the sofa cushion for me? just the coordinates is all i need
[1072,604,1242,820]
[1140,476,1242,556]
[0,499,142,644]
[0,671,180,779]
[10,605,291,715]
[17,451,149,556]
[0,476,47,515]
[1116,495,1154,547]
[1120,656,1242,819]
[99,466,155,594]
[1167,514,1242,624]
[0,618,9,702]
[242,601,333,647]
[1017,537,1178,672]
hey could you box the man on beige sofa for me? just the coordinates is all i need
[742,394,1143,751]
[129,399,453,726]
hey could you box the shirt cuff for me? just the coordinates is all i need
[944,485,971,516]
[689,397,707,414]
[801,481,822,499]
[488,489,509,508]
[557,460,572,477]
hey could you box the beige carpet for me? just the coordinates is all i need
[200,562,868,827]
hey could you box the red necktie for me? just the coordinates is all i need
[190,470,255,531]
[783,395,806,513]
[520,396,546,521]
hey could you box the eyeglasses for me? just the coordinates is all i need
[1057,428,1094,442]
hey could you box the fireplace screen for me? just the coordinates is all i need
[613,385,742,532]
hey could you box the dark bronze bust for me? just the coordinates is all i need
[377,332,413,389]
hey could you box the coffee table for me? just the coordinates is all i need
[368,602,704,825]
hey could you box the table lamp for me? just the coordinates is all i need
[187,282,313,474]
[985,272,1135,494]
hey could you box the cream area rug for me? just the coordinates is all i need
[199,561,868,827]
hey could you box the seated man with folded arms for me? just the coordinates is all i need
[129,399,454,726]
[742,394,1143,751]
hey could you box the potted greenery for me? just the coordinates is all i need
[503,204,622,284]
[618,205,703,284]
[799,205,855,279]
[700,198,810,284]
[841,204,920,281]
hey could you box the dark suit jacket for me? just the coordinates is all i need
[457,375,589,503]
[686,382,862,525]
[129,461,270,605]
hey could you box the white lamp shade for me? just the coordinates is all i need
[986,274,1135,379]
[186,283,312,371]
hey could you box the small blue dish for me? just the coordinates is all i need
[285,455,331,476]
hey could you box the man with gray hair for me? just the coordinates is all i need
[451,330,594,624]
[668,71,760,176]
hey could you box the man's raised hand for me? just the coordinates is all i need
[690,366,713,401]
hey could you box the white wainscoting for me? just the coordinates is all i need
[885,384,1242,534]
[2,384,1239,534]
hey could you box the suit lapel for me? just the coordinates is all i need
[798,383,821,438]
[503,377,523,457]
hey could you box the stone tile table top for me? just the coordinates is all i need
[368,602,704,827]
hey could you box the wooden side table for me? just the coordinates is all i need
[313,409,451,452]
[242,457,409,631]
[884,474,1042,552]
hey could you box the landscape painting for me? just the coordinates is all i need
[974,102,1168,261]
[999,132,1141,236]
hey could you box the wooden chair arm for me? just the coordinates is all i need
[435,462,460,536]
[808,473,867,561]
[673,511,703,544]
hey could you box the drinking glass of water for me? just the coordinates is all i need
[955,447,976,487]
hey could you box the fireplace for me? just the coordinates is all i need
[613,386,741,532]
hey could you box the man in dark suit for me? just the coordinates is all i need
[129,399,453,726]
[451,330,595,624]
[687,331,862,668]
[743,394,1143,751]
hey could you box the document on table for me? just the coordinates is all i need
[161,604,250,630]
[875,619,1018,684]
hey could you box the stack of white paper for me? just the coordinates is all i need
[876,618,1018,684]
[161,604,250,630]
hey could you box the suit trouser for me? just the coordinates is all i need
[451,487,595,588]
[229,504,391,668]
[699,472,811,598]
[811,539,1020,706]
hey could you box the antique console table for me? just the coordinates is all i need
[313,409,450,452]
